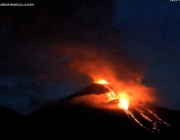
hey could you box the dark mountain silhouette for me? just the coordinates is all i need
[0,106,22,119]
[63,83,110,100]
[0,106,23,135]
[1,84,180,139]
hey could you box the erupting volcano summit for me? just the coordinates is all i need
[70,79,170,133]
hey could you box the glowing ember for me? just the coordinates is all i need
[95,79,109,84]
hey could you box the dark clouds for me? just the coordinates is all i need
[0,0,116,78]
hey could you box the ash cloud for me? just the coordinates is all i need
[0,0,116,81]
[51,35,158,105]
[52,42,146,83]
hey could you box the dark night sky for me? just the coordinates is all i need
[0,0,180,114]
[114,1,180,110]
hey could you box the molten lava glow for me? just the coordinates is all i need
[72,79,170,133]
[55,41,170,133]
[95,79,109,84]
[106,87,129,110]
[119,98,129,110]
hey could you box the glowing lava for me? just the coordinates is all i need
[71,79,170,133]
[119,98,129,110]
[93,79,170,132]
[106,86,129,110]
[95,79,130,110]
[95,79,109,84]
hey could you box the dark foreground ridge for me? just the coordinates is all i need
[1,84,180,139]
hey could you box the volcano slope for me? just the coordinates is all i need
[21,83,180,139]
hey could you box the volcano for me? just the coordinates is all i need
[26,83,180,139]
[1,83,180,139]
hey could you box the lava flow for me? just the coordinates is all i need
[96,79,130,110]
[95,79,170,133]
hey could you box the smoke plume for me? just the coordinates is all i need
[51,33,159,107]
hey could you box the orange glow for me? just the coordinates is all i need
[52,34,169,133]
[95,79,109,84]
[118,98,129,110]
[70,79,170,133]
[72,77,158,112]
[106,88,130,110]
[52,43,159,107]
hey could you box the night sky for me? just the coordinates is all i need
[0,0,180,114]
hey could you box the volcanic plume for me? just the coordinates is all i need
[52,43,159,107]
[51,43,170,132]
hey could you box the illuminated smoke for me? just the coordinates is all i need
[52,43,159,105]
